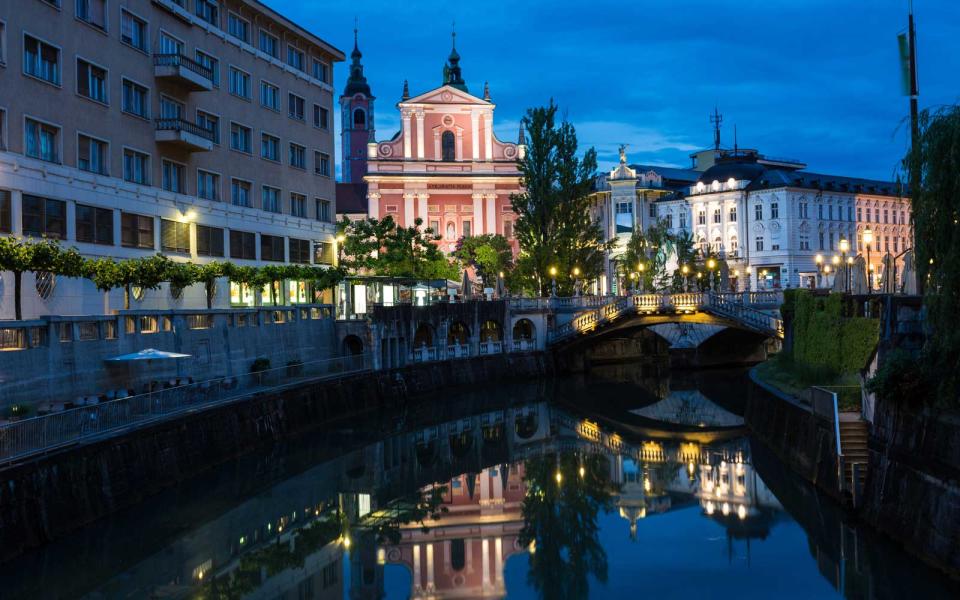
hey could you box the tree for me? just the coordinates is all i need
[454,234,514,284]
[511,101,612,296]
[194,262,227,309]
[0,237,84,320]
[118,255,172,309]
[165,261,198,300]
[339,215,458,280]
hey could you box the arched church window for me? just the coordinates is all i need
[442,131,456,161]
[353,108,365,127]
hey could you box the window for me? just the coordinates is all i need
[75,204,113,245]
[828,205,833,220]
[462,220,472,237]
[195,50,219,87]
[229,67,250,99]
[197,169,219,200]
[315,151,330,176]
[754,204,762,221]
[0,190,11,233]
[313,104,329,129]
[161,219,190,253]
[227,12,249,42]
[0,21,6,66]
[122,79,149,118]
[121,9,147,51]
[290,192,306,217]
[287,45,305,71]
[818,204,824,220]
[259,30,278,58]
[829,232,834,251]
[755,236,764,252]
[799,234,810,250]
[123,148,150,184]
[649,203,656,219]
[22,195,66,239]
[316,198,330,222]
[664,213,673,228]
[884,209,889,224]
[229,230,256,260]
[772,243,780,251]
[159,32,183,55]
[260,81,280,110]
[260,234,284,261]
[76,0,106,29]
[730,236,738,254]
[230,122,251,153]
[312,59,328,82]
[231,179,251,207]
[25,118,60,163]
[160,95,183,119]
[819,231,824,251]
[194,0,218,26]
[289,143,306,169]
[261,134,279,161]
[77,58,107,103]
[770,202,779,219]
[713,208,721,224]
[848,206,853,222]
[261,185,280,212]
[866,207,872,222]
[161,159,185,193]
[729,206,737,222]
[504,220,513,238]
[288,93,305,120]
[77,134,108,175]
[615,202,633,234]
[857,206,862,221]
[441,131,455,161]
[429,219,440,234]
[197,225,224,257]
[121,212,154,248]
[289,238,310,263]
[24,35,60,85]
[196,110,219,144]
[697,210,705,225]
[354,108,366,127]
[679,211,687,229]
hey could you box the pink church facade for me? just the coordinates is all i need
[340,37,525,253]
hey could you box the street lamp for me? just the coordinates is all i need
[732,269,740,293]
[681,264,690,292]
[572,266,581,296]
[706,258,716,291]
[637,262,645,293]
[745,266,753,292]
[863,228,874,294]
[839,238,850,292]
[335,233,346,265]
[549,266,558,298]
[815,254,824,288]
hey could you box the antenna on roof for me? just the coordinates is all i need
[710,106,723,154]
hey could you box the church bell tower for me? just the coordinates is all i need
[340,27,375,183]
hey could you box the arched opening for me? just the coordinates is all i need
[448,321,470,345]
[451,539,466,571]
[441,131,455,161]
[343,335,363,356]
[413,323,434,348]
[512,319,535,341]
[415,440,436,467]
[450,431,473,457]
[480,320,503,342]
[353,108,366,127]
[515,413,538,439]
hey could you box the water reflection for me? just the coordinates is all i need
[2,368,957,599]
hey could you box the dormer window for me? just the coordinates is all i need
[727,177,736,189]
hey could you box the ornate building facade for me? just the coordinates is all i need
[337,35,524,253]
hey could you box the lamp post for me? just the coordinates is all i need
[745,266,752,292]
[839,238,850,292]
[572,266,581,296]
[830,255,840,288]
[863,228,874,294]
[335,233,346,266]
[549,266,557,298]
[815,254,824,288]
[706,258,716,291]
[681,264,690,292]
[637,262,645,293]
[732,269,739,293]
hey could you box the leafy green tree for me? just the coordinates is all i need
[339,215,458,280]
[511,101,612,296]
[0,237,84,320]
[118,255,173,309]
[194,262,227,309]
[454,234,513,284]
[165,261,198,300]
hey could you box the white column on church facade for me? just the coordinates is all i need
[402,110,412,158]
[472,193,484,235]
[471,112,480,161]
[484,111,493,161]
[403,193,416,227]
[485,194,496,235]
[416,110,425,160]
[417,193,428,223]
[367,192,380,219]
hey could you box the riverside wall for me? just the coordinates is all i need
[0,352,551,562]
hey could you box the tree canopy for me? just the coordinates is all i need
[453,234,513,284]
[338,215,459,281]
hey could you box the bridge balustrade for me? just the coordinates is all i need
[446,344,470,359]
[512,339,535,352]
[411,346,438,363]
[479,341,503,355]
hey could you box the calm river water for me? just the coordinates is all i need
[2,365,957,599]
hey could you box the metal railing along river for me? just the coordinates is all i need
[0,352,372,465]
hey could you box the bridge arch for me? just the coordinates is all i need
[447,321,470,345]
[480,319,503,342]
[512,318,536,342]
[342,334,364,356]
[414,323,436,348]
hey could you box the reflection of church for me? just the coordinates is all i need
[385,466,527,598]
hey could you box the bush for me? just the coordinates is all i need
[786,290,879,376]
[250,357,271,373]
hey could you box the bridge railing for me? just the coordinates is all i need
[705,293,783,337]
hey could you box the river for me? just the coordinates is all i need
[2,365,956,599]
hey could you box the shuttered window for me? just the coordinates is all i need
[229,230,256,260]
[161,219,190,253]
[121,212,154,249]
[197,225,224,257]
[260,234,284,262]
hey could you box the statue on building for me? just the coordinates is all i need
[619,144,628,164]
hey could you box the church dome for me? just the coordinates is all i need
[697,160,766,185]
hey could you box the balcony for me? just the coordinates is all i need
[154,119,215,152]
[153,53,214,91]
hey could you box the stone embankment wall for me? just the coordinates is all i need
[0,352,550,562]
[861,398,960,578]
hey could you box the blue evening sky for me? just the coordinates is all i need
[264,0,960,182]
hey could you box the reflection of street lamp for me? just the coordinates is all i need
[549,266,557,297]
[863,228,874,294]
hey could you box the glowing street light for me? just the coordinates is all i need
[549,266,558,298]
[863,228,874,293]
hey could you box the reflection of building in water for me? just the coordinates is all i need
[631,390,744,428]
[384,465,527,598]
[698,442,782,523]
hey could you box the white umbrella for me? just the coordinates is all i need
[106,348,191,361]
[881,253,897,294]
[901,250,918,295]
[851,255,869,295]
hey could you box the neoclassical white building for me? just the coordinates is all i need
[592,148,911,291]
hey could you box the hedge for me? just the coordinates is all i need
[787,290,879,376]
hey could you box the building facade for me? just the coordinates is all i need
[346,38,524,253]
[592,146,912,292]
[0,0,343,319]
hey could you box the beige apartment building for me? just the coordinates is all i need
[0,0,344,318]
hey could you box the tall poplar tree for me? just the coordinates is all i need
[511,102,611,296]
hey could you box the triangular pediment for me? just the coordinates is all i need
[401,84,491,107]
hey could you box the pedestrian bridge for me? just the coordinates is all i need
[546,292,784,346]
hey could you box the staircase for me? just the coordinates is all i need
[839,417,869,496]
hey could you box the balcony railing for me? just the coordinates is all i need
[153,53,215,82]
[154,118,216,150]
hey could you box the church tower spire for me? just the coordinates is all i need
[340,22,375,184]
[442,24,468,92]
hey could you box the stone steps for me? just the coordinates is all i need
[839,419,869,486]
